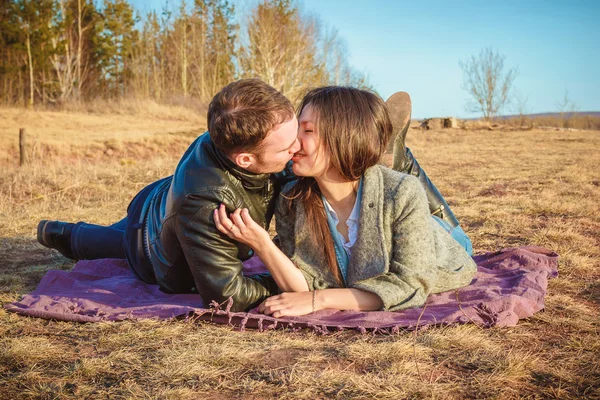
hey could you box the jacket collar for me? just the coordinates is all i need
[204,133,272,191]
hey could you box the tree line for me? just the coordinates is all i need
[0,0,367,107]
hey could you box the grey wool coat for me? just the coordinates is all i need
[275,164,477,311]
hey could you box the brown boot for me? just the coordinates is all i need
[385,92,460,228]
[385,91,412,170]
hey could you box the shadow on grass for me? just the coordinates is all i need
[0,236,75,295]
[582,281,600,307]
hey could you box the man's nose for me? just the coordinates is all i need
[290,138,301,153]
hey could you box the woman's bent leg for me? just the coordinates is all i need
[448,225,473,256]
[432,215,473,256]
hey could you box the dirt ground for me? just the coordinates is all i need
[1,108,599,399]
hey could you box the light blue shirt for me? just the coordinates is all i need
[322,178,364,284]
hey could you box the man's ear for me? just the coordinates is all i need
[232,152,257,169]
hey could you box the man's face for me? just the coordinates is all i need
[249,115,301,174]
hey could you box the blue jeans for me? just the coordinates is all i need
[70,218,128,260]
[432,215,473,256]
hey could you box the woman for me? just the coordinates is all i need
[214,87,476,317]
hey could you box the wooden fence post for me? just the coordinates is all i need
[19,128,28,166]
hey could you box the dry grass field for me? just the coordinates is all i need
[0,106,599,399]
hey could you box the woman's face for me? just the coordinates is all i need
[292,104,330,178]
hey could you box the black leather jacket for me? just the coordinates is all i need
[131,132,289,311]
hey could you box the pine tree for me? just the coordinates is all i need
[8,0,56,106]
[206,0,236,97]
[0,1,23,104]
[96,0,138,97]
[0,0,369,106]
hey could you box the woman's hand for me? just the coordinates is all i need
[260,289,384,316]
[258,291,318,318]
[214,204,309,293]
[214,204,271,253]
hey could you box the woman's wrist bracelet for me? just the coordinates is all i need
[312,290,317,313]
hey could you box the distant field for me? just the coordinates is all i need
[1,107,599,399]
[0,102,206,165]
[500,111,600,118]
[465,111,600,131]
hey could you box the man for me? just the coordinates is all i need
[38,79,300,312]
[38,79,468,312]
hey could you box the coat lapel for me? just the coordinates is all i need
[292,200,337,285]
[346,166,389,285]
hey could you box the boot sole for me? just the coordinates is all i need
[36,220,76,259]
[385,92,412,134]
[37,220,50,247]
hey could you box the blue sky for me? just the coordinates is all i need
[132,0,600,118]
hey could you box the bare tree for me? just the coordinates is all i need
[50,0,76,102]
[460,47,518,121]
[1,0,368,106]
[178,0,188,98]
[48,0,97,102]
[239,0,327,101]
[511,89,531,128]
[23,22,34,107]
[556,90,578,128]
[319,27,368,88]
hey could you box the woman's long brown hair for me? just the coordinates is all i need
[286,87,393,285]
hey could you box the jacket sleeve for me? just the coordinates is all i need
[351,176,439,311]
[176,195,278,312]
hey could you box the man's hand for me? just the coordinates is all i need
[258,291,318,318]
[214,204,271,253]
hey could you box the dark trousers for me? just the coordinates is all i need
[70,218,128,260]
[68,177,168,284]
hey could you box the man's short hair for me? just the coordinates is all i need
[208,79,294,155]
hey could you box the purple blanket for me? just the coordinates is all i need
[5,246,558,333]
